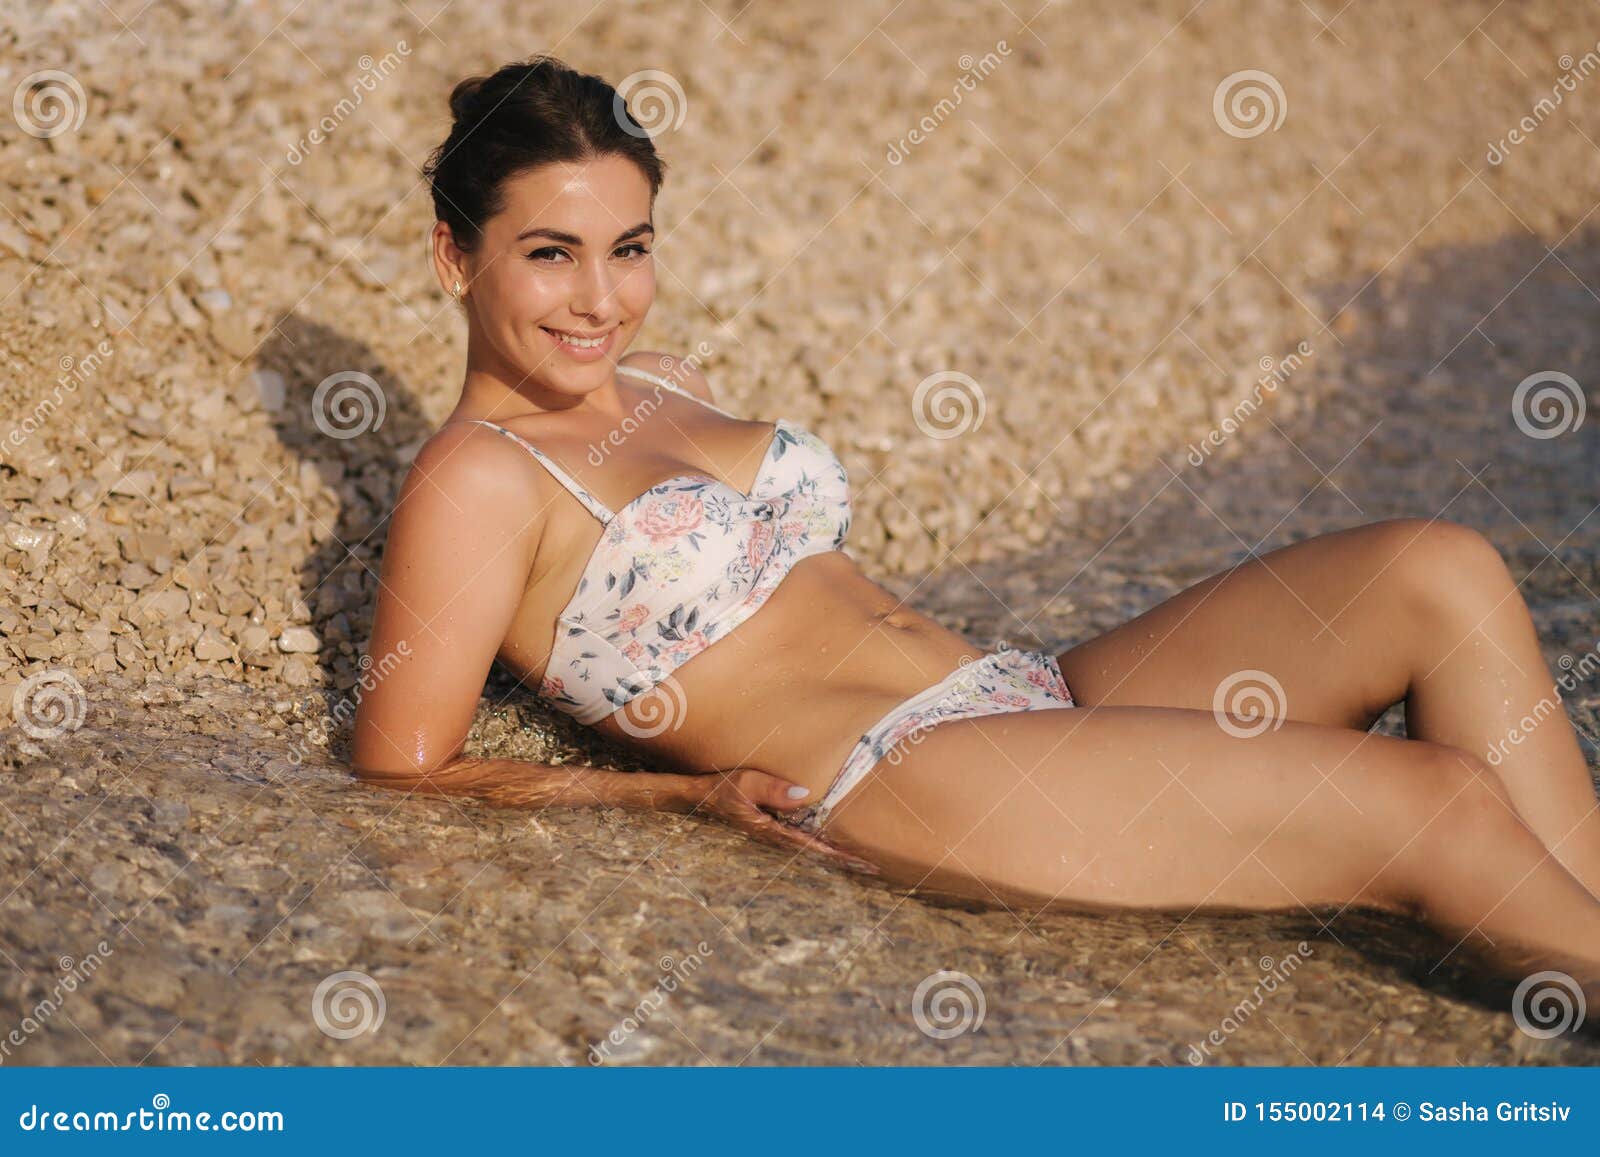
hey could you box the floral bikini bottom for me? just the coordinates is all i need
[783,644,1078,834]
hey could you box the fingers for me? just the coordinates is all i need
[705,769,883,876]
[727,768,814,812]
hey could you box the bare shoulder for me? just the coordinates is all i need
[619,348,717,405]
[412,420,537,494]
[399,421,550,552]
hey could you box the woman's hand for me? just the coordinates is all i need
[677,769,882,877]
[352,754,881,876]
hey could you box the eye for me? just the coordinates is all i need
[526,244,650,263]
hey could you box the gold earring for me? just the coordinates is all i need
[452,279,462,299]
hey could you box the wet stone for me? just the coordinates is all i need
[2,1,1598,1068]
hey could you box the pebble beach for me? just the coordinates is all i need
[2,0,1599,1064]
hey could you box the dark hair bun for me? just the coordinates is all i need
[448,75,489,123]
[423,55,667,253]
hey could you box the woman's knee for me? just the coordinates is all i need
[1376,517,1514,621]
[1380,744,1530,909]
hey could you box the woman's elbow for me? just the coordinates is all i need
[347,758,421,790]
[348,720,464,787]
[347,746,479,797]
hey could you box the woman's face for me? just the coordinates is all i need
[443,153,656,399]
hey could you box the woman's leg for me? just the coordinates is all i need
[822,702,1600,993]
[1053,516,1600,896]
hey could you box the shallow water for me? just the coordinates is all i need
[4,0,1600,1068]
[5,246,1598,1064]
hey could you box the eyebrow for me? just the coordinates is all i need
[515,222,655,245]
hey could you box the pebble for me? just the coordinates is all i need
[109,472,158,499]
[252,369,286,412]
[194,628,233,662]
[2,2,1597,1070]
[4,524,51,552]
[210,313,256,359]
[277,627,319,653]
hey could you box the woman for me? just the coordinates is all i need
[351,55,1600,1000]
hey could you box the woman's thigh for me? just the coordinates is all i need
[822,700,1482,918]
[1055,517,1454,731]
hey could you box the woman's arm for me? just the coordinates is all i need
[346,431,875,872]
[353,753,880,874]
[349,423,545,781]
[353,752,698,811]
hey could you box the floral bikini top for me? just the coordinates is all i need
[461,363,852,724]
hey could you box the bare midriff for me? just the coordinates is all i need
[497,548,990,800]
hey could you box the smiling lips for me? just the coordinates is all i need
[541,326,616,359]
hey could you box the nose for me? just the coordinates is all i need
[568,255,618,320]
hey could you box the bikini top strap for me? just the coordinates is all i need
[617,362,740,418]
[457,419,614,523]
